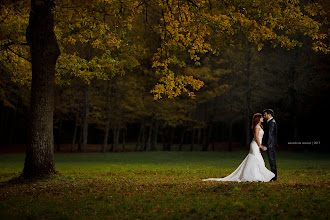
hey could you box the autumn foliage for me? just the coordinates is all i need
[1,0,329,98]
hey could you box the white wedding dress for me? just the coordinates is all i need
[203,125,275,182]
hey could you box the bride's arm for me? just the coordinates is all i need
[254,128,263,149]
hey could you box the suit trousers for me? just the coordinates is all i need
[267,148,277,180]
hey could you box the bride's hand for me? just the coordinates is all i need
[262,146,267,151]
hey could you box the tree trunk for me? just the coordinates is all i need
[82,85,89,153]
[190,128,195,151]
[211,140,215,151]
[142,120,146,151]
[78,125,82,152]
[71,114,79,153]
[102,80,111,153]
[150,121,158,151]
[122,126,126,152]
[136,119,145,151]
[166,127,174,151]
[202,125,212,151]
[202,126,209,151]
[208,125,213,150]
[136,122,143,151]
[102,114,111,153]
[22,0,60,178]
[56,120,62,152]
[197,127,202,145]
[162,126,167,151]
[113,117,121,152]
[179,128,185,151]
[109,128,114,152]
[146,123,153,151]
[112,121,117,152]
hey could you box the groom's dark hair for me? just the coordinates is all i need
[263,109,274,116]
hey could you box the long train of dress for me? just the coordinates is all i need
[203,125,275,182]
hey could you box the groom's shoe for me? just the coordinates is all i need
[270,178,277,182]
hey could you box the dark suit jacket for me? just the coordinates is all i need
[262,118,277,149]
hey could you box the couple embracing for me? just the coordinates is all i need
[203,109,277,182]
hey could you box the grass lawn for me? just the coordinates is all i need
[0,151,329,219]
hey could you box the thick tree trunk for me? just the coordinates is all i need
[22,0,60,178]
[82,85,89,152]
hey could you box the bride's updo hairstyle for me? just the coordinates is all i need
[251,113,263,132]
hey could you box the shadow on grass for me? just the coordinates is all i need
[0,172,63,187]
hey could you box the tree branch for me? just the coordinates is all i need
[187,0,198,8]
[4,45,31,63]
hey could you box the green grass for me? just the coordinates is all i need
[0,151,329,219]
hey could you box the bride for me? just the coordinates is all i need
[203,113,275,182]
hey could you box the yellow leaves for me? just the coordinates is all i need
[0,42,31,86]
[151,69,204,100]
[312,41,329,54]
[63,36,76,45]
[304,3,325,17]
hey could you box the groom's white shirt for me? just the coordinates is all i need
[267,117,273,123]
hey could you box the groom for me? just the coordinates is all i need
[262,109,277,181]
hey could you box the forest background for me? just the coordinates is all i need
[0,0,329,154]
